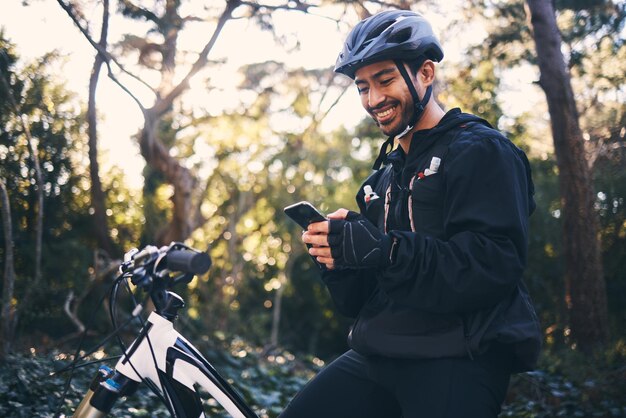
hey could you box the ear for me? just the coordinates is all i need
[419,60,436,87]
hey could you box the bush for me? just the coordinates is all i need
[0,341,319,418]
[502,343,626,417]
[1,341,624,417]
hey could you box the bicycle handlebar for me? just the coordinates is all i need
[166,249,211,275]
[121,242,212,288]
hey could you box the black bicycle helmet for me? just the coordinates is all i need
[334,9,444,79]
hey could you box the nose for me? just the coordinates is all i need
[368,86,385,109]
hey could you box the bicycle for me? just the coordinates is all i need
[65,242,260,418]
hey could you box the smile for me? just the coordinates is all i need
[375,106,396,122]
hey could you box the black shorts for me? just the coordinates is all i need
[279,346,512,418]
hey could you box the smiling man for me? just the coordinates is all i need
[279,9,542,418]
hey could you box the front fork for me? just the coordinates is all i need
[73,366,139,418]
[72,292,181,418]
[73,292,191,417]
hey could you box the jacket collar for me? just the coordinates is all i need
[384,108,464,170]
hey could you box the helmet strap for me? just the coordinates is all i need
[371,60,432,170]
[373,136,394,170]
[393,59,432,139]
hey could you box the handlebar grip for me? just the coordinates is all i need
[166,250,212,275]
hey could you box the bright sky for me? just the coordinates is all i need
[1,0,544,186]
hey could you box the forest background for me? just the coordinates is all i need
[0,0,625,417]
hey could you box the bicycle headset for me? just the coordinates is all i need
[334,10,445,169]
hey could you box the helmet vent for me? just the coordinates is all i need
[354,21,393,55]
[366,21,394,42]
[388,27,412,44]
[334,10,444,78]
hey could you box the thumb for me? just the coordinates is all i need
[327,208,350,220]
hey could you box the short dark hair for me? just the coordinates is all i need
[406,55,428,76]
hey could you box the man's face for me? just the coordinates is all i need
[354,60,416,137]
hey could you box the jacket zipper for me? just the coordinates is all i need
[462,316,475,360]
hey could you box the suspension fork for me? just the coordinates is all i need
[73,366,139,418]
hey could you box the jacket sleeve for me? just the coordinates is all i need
[321,268,377,318]
[380,134,535,314]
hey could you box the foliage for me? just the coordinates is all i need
[167,61,364,357]
[0,34,98,340]
[0,340,321,418]
[502,343,626,417]
[1,340,625,417]
[593,134,626,334]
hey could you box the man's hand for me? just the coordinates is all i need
[303,209,391,270]
[302,208,349,270]
[328,211,390,269]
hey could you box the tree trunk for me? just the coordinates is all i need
[137,1,237,245]
[0,178,16,360]
[525,0,609,352]
[139,114,198,245]
[88,0,114,255]
[27,124,44,289]
[270,276,285,348]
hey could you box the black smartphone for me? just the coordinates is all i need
[284,201,327,229]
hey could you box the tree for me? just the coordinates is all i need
[87,0,115,255]
[0,35,20,360]
[525,0,608,351]
[50,0,378,353]
[0,34,98,348]
[56,0,324,247]
[172,60,356,353]
[0,178,16,360]
[454,0,624,351]
[0,37,44,307]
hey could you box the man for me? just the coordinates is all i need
[280,9,541,418]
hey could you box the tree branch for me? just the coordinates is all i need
[56,0,154,111]
[151,0,240,116]
[87,0,115,255]
[64,291,85,333]
[118,0,162,25]
[240,0,314,14]
[314,71,350,125]
[63,250,120,335]
[239,0,344,24]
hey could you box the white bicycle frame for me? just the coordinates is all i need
[73,306,258,418]
[70,244,260,418]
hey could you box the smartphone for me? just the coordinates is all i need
[284,201,327,269]
[284,201,327,229]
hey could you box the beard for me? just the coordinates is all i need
[371,103,414,138]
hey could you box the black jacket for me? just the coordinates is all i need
[322,109,542,372]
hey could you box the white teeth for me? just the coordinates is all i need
[376,107,394,118]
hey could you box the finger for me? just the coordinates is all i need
[309,246,331,258]
[327,208,350,220]
[315,255,335,266]
[302,231,329,246]
[307,220,330,234]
